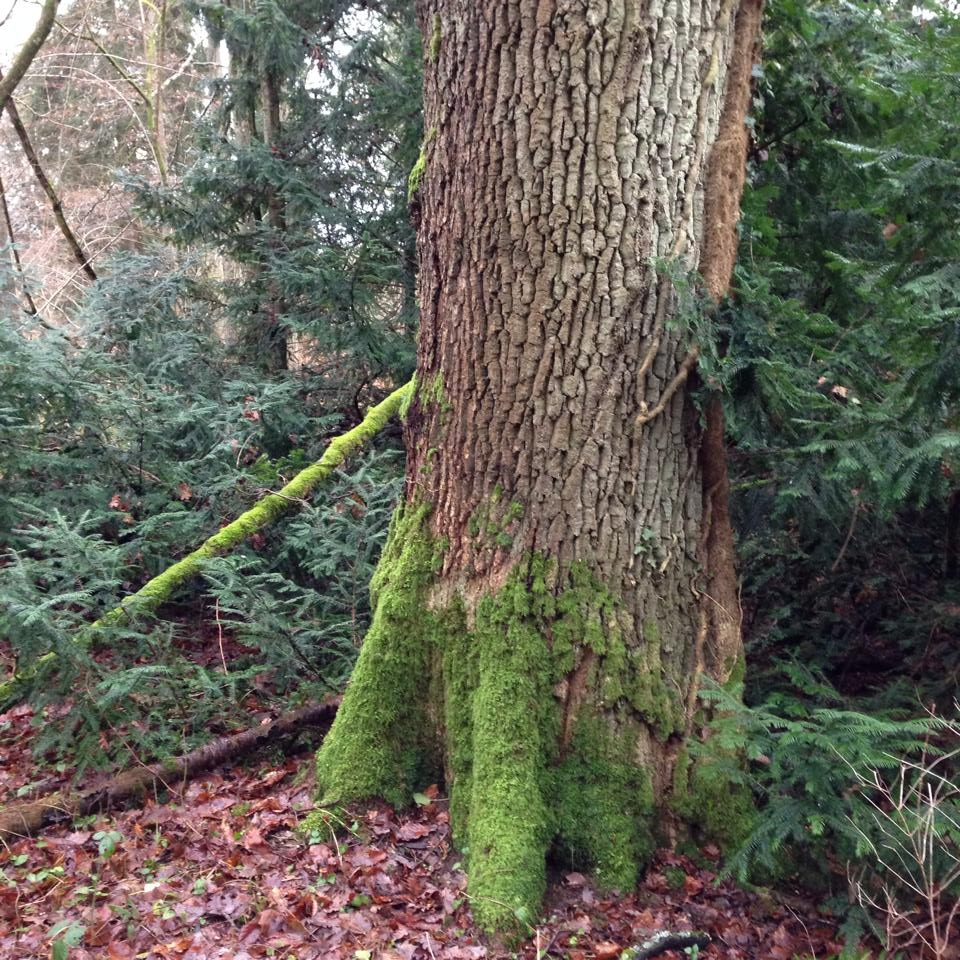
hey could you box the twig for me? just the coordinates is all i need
[635,346,701,428]
[214,598,229,676]
[830,493,861,573]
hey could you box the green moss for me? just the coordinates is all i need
[315,502,443,807]
[407,126,437,203]
[439,600,475,846]
[428,13,442,62]
[465,572,555,931]
[623,619,683,739]
[438,555,661,930]
[552,713,655,891]
[398,374,417,421]
[670,746,756,854]
[552,563,616,663]
[466,491,525,552]
[314,536,699,936]
[504,500,524,523]
[417,371,450,412]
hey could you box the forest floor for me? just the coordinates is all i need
[0,702,850,960]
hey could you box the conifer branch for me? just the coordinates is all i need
[0,380,413,709]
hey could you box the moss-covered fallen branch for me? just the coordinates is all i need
[0,381,412,708]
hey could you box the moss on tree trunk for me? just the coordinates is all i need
[316,0,765,933]
[316,502,735,931]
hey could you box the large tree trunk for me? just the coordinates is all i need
[316,0,762,931]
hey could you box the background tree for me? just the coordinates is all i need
[315,0,763,931]
[725,0,960,709]
[143,0,421,391]
[0,0,212,323]
[0,0,420,767]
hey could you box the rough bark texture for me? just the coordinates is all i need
[316,0,762,932]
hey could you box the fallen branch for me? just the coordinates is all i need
[623,930,711,959]
[0,380,413,708]
[0,697,339,842]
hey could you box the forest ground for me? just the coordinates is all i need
[0,698,851,960]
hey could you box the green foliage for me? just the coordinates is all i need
[729,0,960,719]
[697,669,954,904]
[730,0,960,514]
[0,0,420,772]
[0,293,404,768]
[138,0,422,387]
[198,451,403,692]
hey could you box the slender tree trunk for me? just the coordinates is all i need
[316,0,762,932]
[0,0,59,112]
[0,165,39,314]
[1,68,98,282]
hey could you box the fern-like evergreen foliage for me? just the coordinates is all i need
[0,299,404,769]
[696,667,956,913]
[0,0,417,771]
[135,0,421,393]
[727,0,960,709]
[729,0,960,515]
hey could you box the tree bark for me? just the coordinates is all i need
[316,0,762,932]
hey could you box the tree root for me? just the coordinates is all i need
[0,697,339,842]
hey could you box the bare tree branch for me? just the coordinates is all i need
[0,66,98,281]
[0,0,59,112]
[0,163,39,313]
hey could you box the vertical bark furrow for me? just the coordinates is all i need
[413,0,740,604]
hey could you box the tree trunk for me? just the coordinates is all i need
[316,0,762,932]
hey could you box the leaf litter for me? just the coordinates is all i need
[0,704,846,959]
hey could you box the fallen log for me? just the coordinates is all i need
[0,380,412,709]
[0,696,338,842]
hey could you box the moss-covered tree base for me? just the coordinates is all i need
[315,503,749,933]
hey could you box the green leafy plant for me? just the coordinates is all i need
[697,672,951,897]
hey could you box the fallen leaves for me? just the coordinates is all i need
[0,703,848,959]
